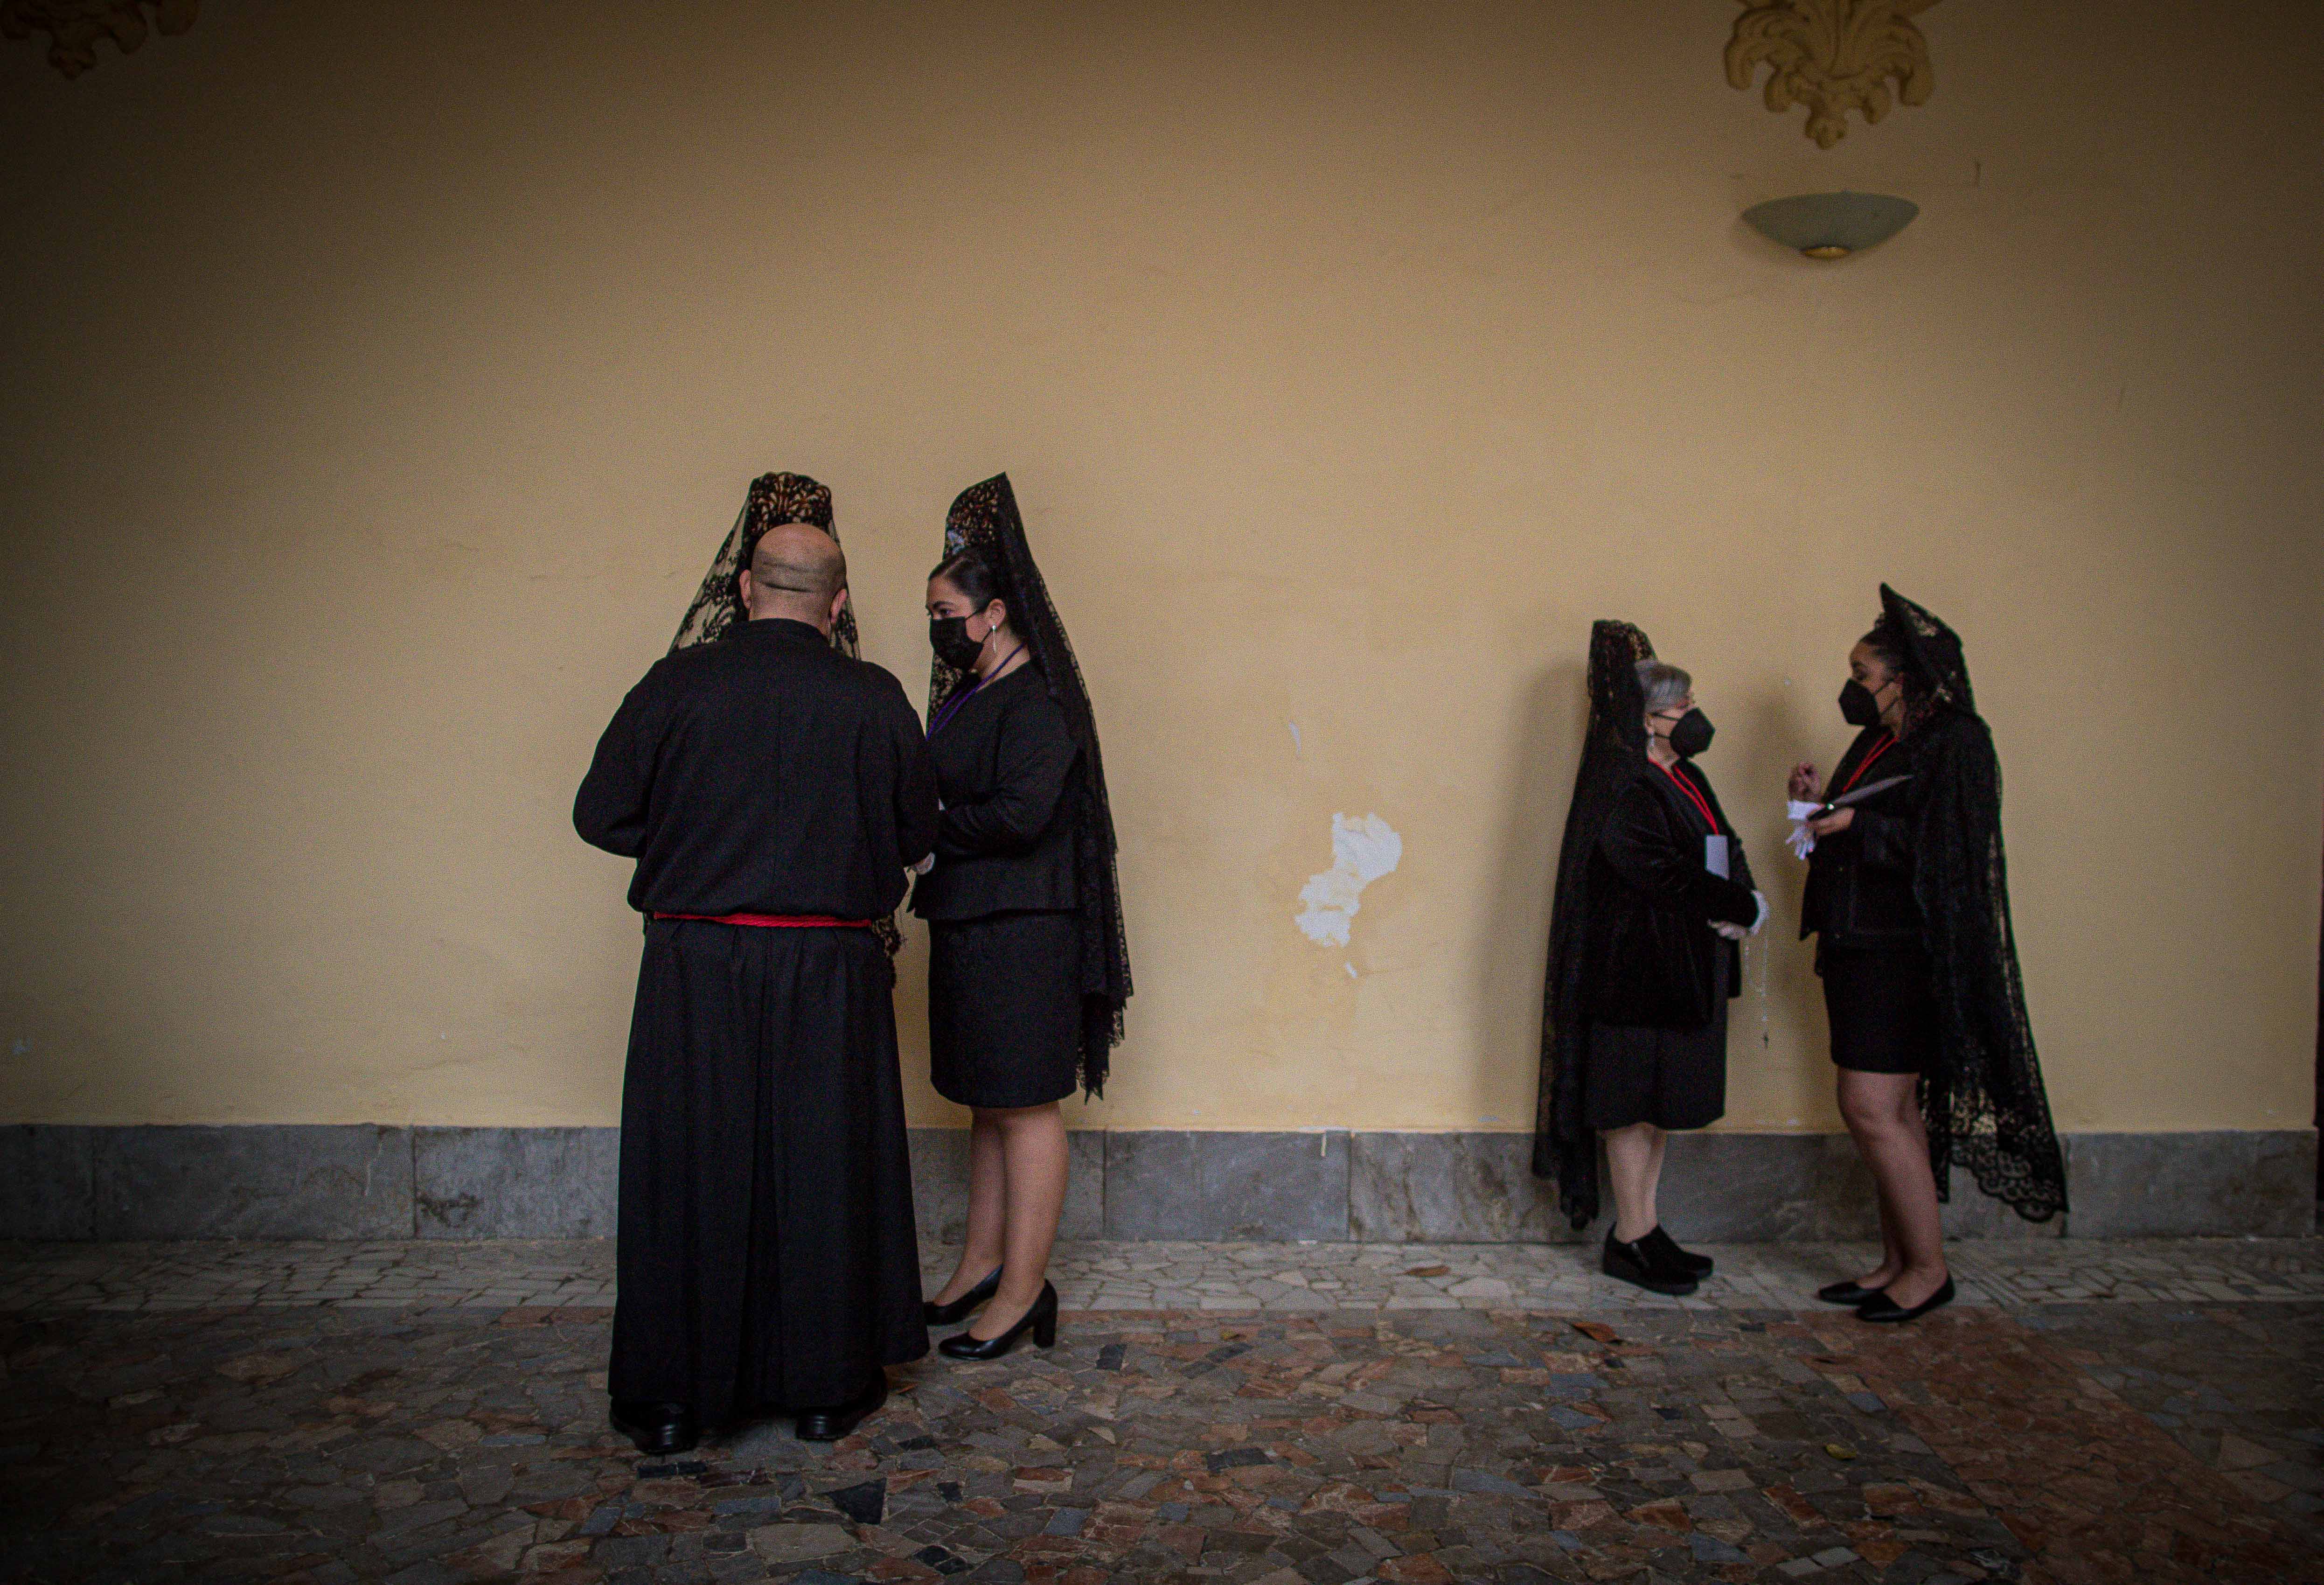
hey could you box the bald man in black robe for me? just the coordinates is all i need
[575,524,937,1452]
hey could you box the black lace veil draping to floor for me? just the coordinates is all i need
[1874,584,2068,1222]
[931,474,1132,1098]
[1533,620,1658,1229]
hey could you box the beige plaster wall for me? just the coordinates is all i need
[1,1,2317,1136]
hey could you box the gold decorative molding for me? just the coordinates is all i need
[2,0,195,79]
[1726,0,1936,149]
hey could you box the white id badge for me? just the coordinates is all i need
[1705,835,1730,878]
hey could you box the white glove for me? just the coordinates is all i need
[1786,801,1822,859]
[910,853,934,876]
[1750,891,1768,936]
[1712,920,1747,941]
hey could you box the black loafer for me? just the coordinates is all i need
[609,1399,698,1455]
[795,1372,888,1442]
[1816,1280,1886,1306]
[1601,1231,1696,1297]
[924,1267,1002,1327]
[1642,1225,1713,1278]
[1856,1276,1955,1324]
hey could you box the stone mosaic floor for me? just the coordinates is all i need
[3,1236,2321,1316]
[0,1240,2318,1585]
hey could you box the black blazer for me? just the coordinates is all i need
[911,665,1081,922]
[1586,762,1759,1029]
[1801,727,1922,950]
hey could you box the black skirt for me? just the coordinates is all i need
[1580,946,1728,1132]
[928,909,1082,1109]
[1823,947,1939,1075]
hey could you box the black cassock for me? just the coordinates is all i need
[574,616,939,1419]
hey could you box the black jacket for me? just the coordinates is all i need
[911,665,1080,922]
[1801,726,1922,951]
[573,618,938,918]
[1586,762,1759,1028]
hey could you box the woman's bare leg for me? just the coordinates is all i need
[967,1101,1069,1339]
[1837,1070,1948,1306]
[1600,1122,1666,1244]
[1867,1094,1934,1283]
[931,1111,1008,1305]
[1854,1194,1904,1292]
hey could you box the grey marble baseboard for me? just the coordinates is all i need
[412,1127,618,1239]
[0,1124,2311,1242]
[97,1124,418,1241]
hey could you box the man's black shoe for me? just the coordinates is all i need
[609,1399,698,1455]
[795,1372,888,1442]
[1640,1224,1713,1278]
[1601,1229,1697,1297]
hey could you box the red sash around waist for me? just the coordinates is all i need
[651,912,875,929]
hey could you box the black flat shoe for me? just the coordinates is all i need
[924,1266,1002,1327]
[1816,1280,1887,1306]
[1601,1231,1696,1297]
[1856,1276,1955,1324]
[1641,1225,1713,1278]
[795,1372,888,1442]
[609,1399,698,1455]
[939,1281,1058,1360]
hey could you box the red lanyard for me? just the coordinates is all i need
[1657,762,1720,834]
[1837,732,1897,797]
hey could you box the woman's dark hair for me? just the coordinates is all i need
[1860,615,1937,718]
[930,550,1010,613]
[1858,621,1914,682]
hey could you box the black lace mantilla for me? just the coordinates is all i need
[670,472,902,963]
[1873,585,2067,1222]
[930,474,1132,1098]
[670,472,856,656]
[1532,620,1657,1228]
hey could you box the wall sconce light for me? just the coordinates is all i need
[1742,191,1919,258]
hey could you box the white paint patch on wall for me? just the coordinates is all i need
[1295,813,1403,948]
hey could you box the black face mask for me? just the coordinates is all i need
[929,615,988,673]
[1838,678,1886,728]
[1663,708,1714,759]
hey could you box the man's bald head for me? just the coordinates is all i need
[742,523,850,631]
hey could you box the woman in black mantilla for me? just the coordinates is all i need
[1790,585,2066,1323]
[1534,623,1766,1296]
[913,474,1131,1361]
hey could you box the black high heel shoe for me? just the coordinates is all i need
[924,1267,1002,1326]
[938,1281,1057,1361]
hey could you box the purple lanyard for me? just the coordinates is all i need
[928,646,1024,737]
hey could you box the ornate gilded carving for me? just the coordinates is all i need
[2,0,196,79]
[1726,0,1937,149]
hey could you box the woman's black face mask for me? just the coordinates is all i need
[929,615,989,672]
[1838,677,1888,728]
[1655,707,1715,759]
